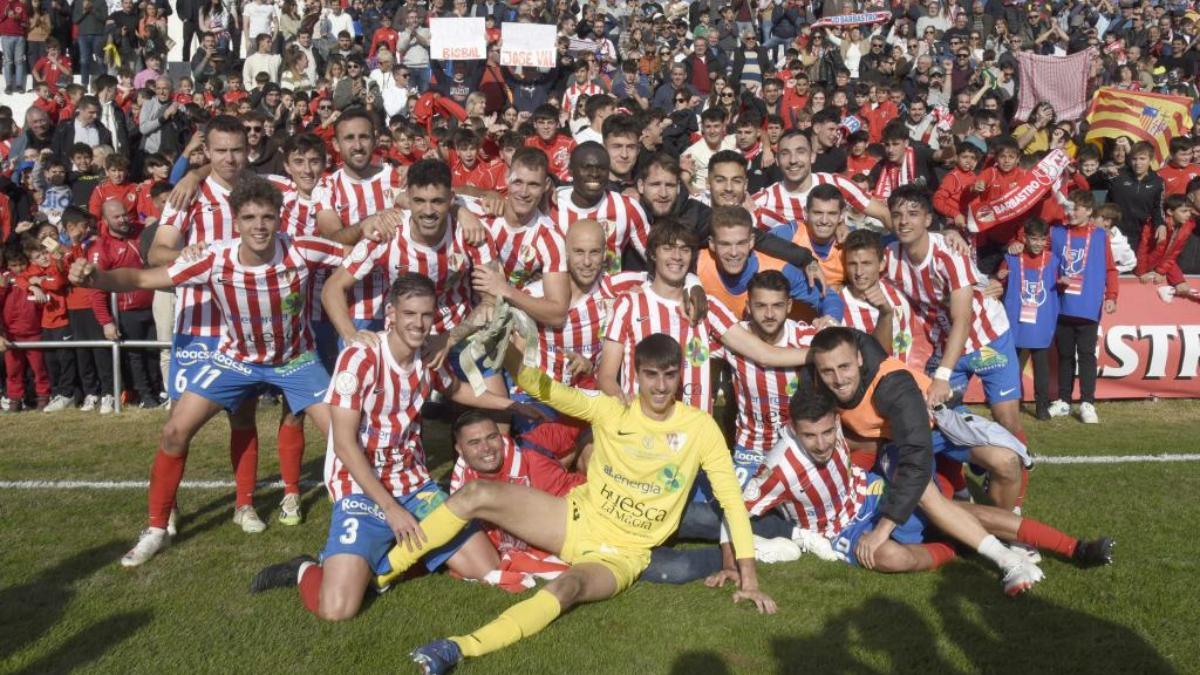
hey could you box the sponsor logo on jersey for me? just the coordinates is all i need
[281,290,305,316]
[598,482,668,530]
[602,464,663,495]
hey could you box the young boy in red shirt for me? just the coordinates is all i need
[1136,193,1197,300]
[524,104,576,183]
[1157,137,1200,197]
[31,38,72,96]
[32,222,77,412]
[134,154,172,224]
[88,155,139,221]
[368,13,399,57]
[1,239,53,411]
[222,74,249,107]
[450,127,506,191]
[933,137,986,229]
[30,81,62,119]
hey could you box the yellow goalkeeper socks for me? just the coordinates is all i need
[450,589,563,658]
[376,503,468,587]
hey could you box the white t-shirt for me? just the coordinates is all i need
[243,1,277,40]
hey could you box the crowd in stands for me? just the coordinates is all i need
[1,0,1200,417]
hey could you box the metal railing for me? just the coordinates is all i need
[8,296,169,415]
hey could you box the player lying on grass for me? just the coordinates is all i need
[636,377,1113,583]
[808,326,1055,595]
[250,273,546,620]
[70,175,347,568]
[376,332,776,674]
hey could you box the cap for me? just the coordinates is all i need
[930,67,945,76]
[961,135,988,155]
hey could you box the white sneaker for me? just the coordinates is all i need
[99,395,116,414]
[1157,285,1176,303]
[80,394,99,412]
[120,527,170,567]
[1079,402,1099,424]
[753,535,802,564]
[167,506,180,537]
[278,493,303,526]
[1001,558,1045,596]
[233,505,267,533]
[792,528,839,561]
[42,395,73,412]
[1047,400,1071,418]
[0,396,10,412]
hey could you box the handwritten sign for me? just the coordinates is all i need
[500,23,557,68]
[430,17,486,60]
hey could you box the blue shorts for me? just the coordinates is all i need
[449,340,503,383]
[312,319,339,374]
[936,329,1021,404]
[931,425,972,465]
[732,445,765,489]
[831,472,929,567]
[168,334,219,400]
[320,482,477,575]
[185,351,330,413]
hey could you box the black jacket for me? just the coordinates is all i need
[51,121,113,164]
[813,330,933,525]
[1107,168,1164,245]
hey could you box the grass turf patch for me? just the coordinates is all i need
[0,400,1195,673]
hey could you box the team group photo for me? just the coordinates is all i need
[0,0,1195,672]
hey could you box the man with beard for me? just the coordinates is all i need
[552,142,650,275]
[754,131,890,232]
[243,111,285,175]
[313,108,407,339]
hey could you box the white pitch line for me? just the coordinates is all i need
[1,454,1199,489]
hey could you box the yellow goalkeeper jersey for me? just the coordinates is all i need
[516,367,755,557]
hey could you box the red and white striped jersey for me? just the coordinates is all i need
[839,280,916,363]
[167,234,343,364]
[314,165,404,320]
[553,188,649,273]
[323,336,455,500]
[743,425,867,539]
[884,232,1008,354]
[479,207,567,289]
[159,177,236,337]
[268,174,329,321]
[603,282,738,412]
[266,174,322,237]
[450,435,586,554]
[525,271,643,385]
[753,173,874,223]
[341,212,495,333]
[561,81,602,119]
[714,319,817,453]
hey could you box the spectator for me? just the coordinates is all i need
[243,32,282,86]
[2,238,52,411]
[0,0,29,94]
[138,77,183,157]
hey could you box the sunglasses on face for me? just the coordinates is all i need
[721,92,735,98]
[244,126,263,132]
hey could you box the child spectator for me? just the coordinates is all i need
[997,218,1060,420]
[33,223,76,412]
[1095,203,1136,274]
[61,207,115,414]
[1136,193,1197,301]
[1,239,52,412]
[31,38,72,97]
[1107,141,1164,248]
[843,129,878,177]
[933,136,985,229]
[1048,189,1118,425]
[972,135,1028,253]
[68,144,103,208]
[1157,137,1200,197]
[31,81,61,120]
[88,154,139,221]
[1075,145,1110,194]
[135,154,172,224]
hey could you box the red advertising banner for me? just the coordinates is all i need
[908,277,1200,402]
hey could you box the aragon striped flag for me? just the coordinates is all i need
[1085,88,1193,166]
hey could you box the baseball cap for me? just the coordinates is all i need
[961,135,988,155]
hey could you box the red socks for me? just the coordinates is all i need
[230,429,259,507]
[298,563,323,615]
[935,455,968,494]
[277,422,305,495]
[921,543,957,570]
[148,448,187,528]
[1017,518,1078,558]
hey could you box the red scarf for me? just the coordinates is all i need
[873,147,915,200]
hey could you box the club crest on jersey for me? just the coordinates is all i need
[605,249,622,274]
[334,371,359,397]
[664,432,686,454]
[281,291,304,316]
[686,336,709,365]
[1021,277,1048,306]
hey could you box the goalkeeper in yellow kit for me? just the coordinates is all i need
[392,333,777,674]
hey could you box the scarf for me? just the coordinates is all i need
[967,149,1073,234]
[873,147,916,200]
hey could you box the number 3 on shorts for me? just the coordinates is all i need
[339,517,359,545]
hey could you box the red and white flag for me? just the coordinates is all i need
[1014,48,1096,121]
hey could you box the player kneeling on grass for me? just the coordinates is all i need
[69,175,345,568]
[249,273,543,621]
[382,333,776,674]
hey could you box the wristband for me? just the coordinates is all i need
[933,366,953,382]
